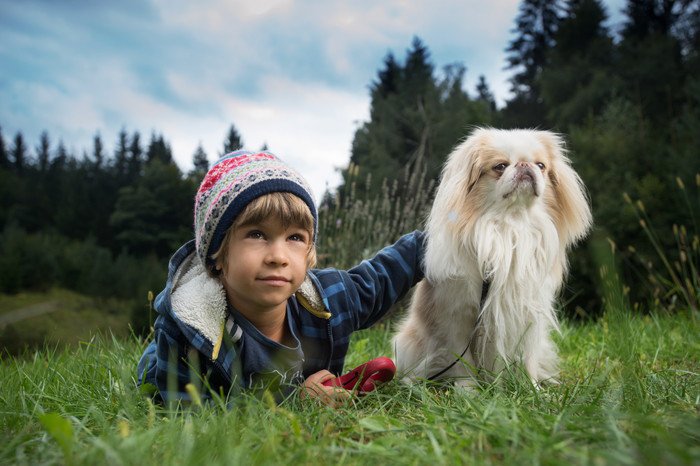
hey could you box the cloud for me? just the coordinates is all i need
[160,73,369,197]
[1,0,529,196]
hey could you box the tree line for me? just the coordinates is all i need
[1,0,698,319]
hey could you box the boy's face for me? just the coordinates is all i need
[217,217,310,319]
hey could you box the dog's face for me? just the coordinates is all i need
[439,128,592,248]
[477,132,552,206]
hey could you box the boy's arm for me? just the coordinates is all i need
[335,230,426,330]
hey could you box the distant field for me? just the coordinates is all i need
[0,288,135,355]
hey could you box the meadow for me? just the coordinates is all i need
[0,307,697,465]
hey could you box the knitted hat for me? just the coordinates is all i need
[194,150,317,270]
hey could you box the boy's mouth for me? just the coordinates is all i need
[258,275,291,286]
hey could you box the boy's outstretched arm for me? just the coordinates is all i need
[335,230,426,330]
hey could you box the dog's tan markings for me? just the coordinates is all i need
[537,132,592,247]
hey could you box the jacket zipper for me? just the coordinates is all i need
[325,318,333,370]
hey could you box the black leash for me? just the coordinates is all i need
[426,279,490,381]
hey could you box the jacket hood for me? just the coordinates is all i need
[155,240,228,350]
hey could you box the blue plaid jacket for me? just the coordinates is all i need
[136,231,425,403]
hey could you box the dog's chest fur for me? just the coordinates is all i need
[425,209,561,361]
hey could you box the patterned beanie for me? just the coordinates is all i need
[194,150,317,270]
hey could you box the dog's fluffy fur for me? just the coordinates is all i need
[393,128,592,386]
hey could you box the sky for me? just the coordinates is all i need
[0,0,626,198]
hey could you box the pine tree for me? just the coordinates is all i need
[622,0,681,39]
[618,0,687,124]
[92,133,104,169]
[673,0,700,63]
[191,143,209,177]
[0,127,10,169]
[11,132,27,174]
[403,37,434,94]
[221,124,244,156]
[391,36,437,167]
[503,0,564,126]
[506,0,563,93]
[0,126,14,228]
[372,53,401,99]
[114,128,129,179]
[475,75,497,112]
[36,131,51,172]
[540,0,616,127]
[52,141,68,170]
[146,133,173,165]
[128,131,143,180]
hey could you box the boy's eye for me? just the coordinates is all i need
[289,232,308,243]
[247,230,265,239]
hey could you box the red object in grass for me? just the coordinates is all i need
[322,357,396,394]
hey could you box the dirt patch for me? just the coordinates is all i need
[0,301,59,328]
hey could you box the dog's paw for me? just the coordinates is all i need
[452,378,480,394]
[531,376,559,390]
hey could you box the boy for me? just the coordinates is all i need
[137,150,425,406]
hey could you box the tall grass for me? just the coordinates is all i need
[316,158,434,269]
[622,173,699,314]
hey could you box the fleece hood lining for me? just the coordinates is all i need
[170,253,228,347]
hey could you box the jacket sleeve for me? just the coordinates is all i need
[335,230,425,330]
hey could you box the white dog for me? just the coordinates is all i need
[393,128,592,386]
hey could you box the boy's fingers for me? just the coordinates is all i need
[314,385,351,408]
[306,369,335,384]
[301,371,351,407]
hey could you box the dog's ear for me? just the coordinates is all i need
[458,130,488,194]
[466,156,483,193]
[539,132,593,247]
[439,131,485,195]
[430,130,488,236]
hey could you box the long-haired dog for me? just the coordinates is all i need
[393,128,592,386]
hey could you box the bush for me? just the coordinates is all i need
[0,225,166,333]
[0,224,59,293]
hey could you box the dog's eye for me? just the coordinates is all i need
[536,162,546,170]
[493,163,508,173]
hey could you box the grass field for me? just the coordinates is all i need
[0,307,697,465]
[0,288,133,355]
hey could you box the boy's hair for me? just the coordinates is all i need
[194,150,317,272]
[211,192,317,274]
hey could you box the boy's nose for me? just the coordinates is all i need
[265,241,289,265]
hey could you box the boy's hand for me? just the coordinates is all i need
[301,370,351,408]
